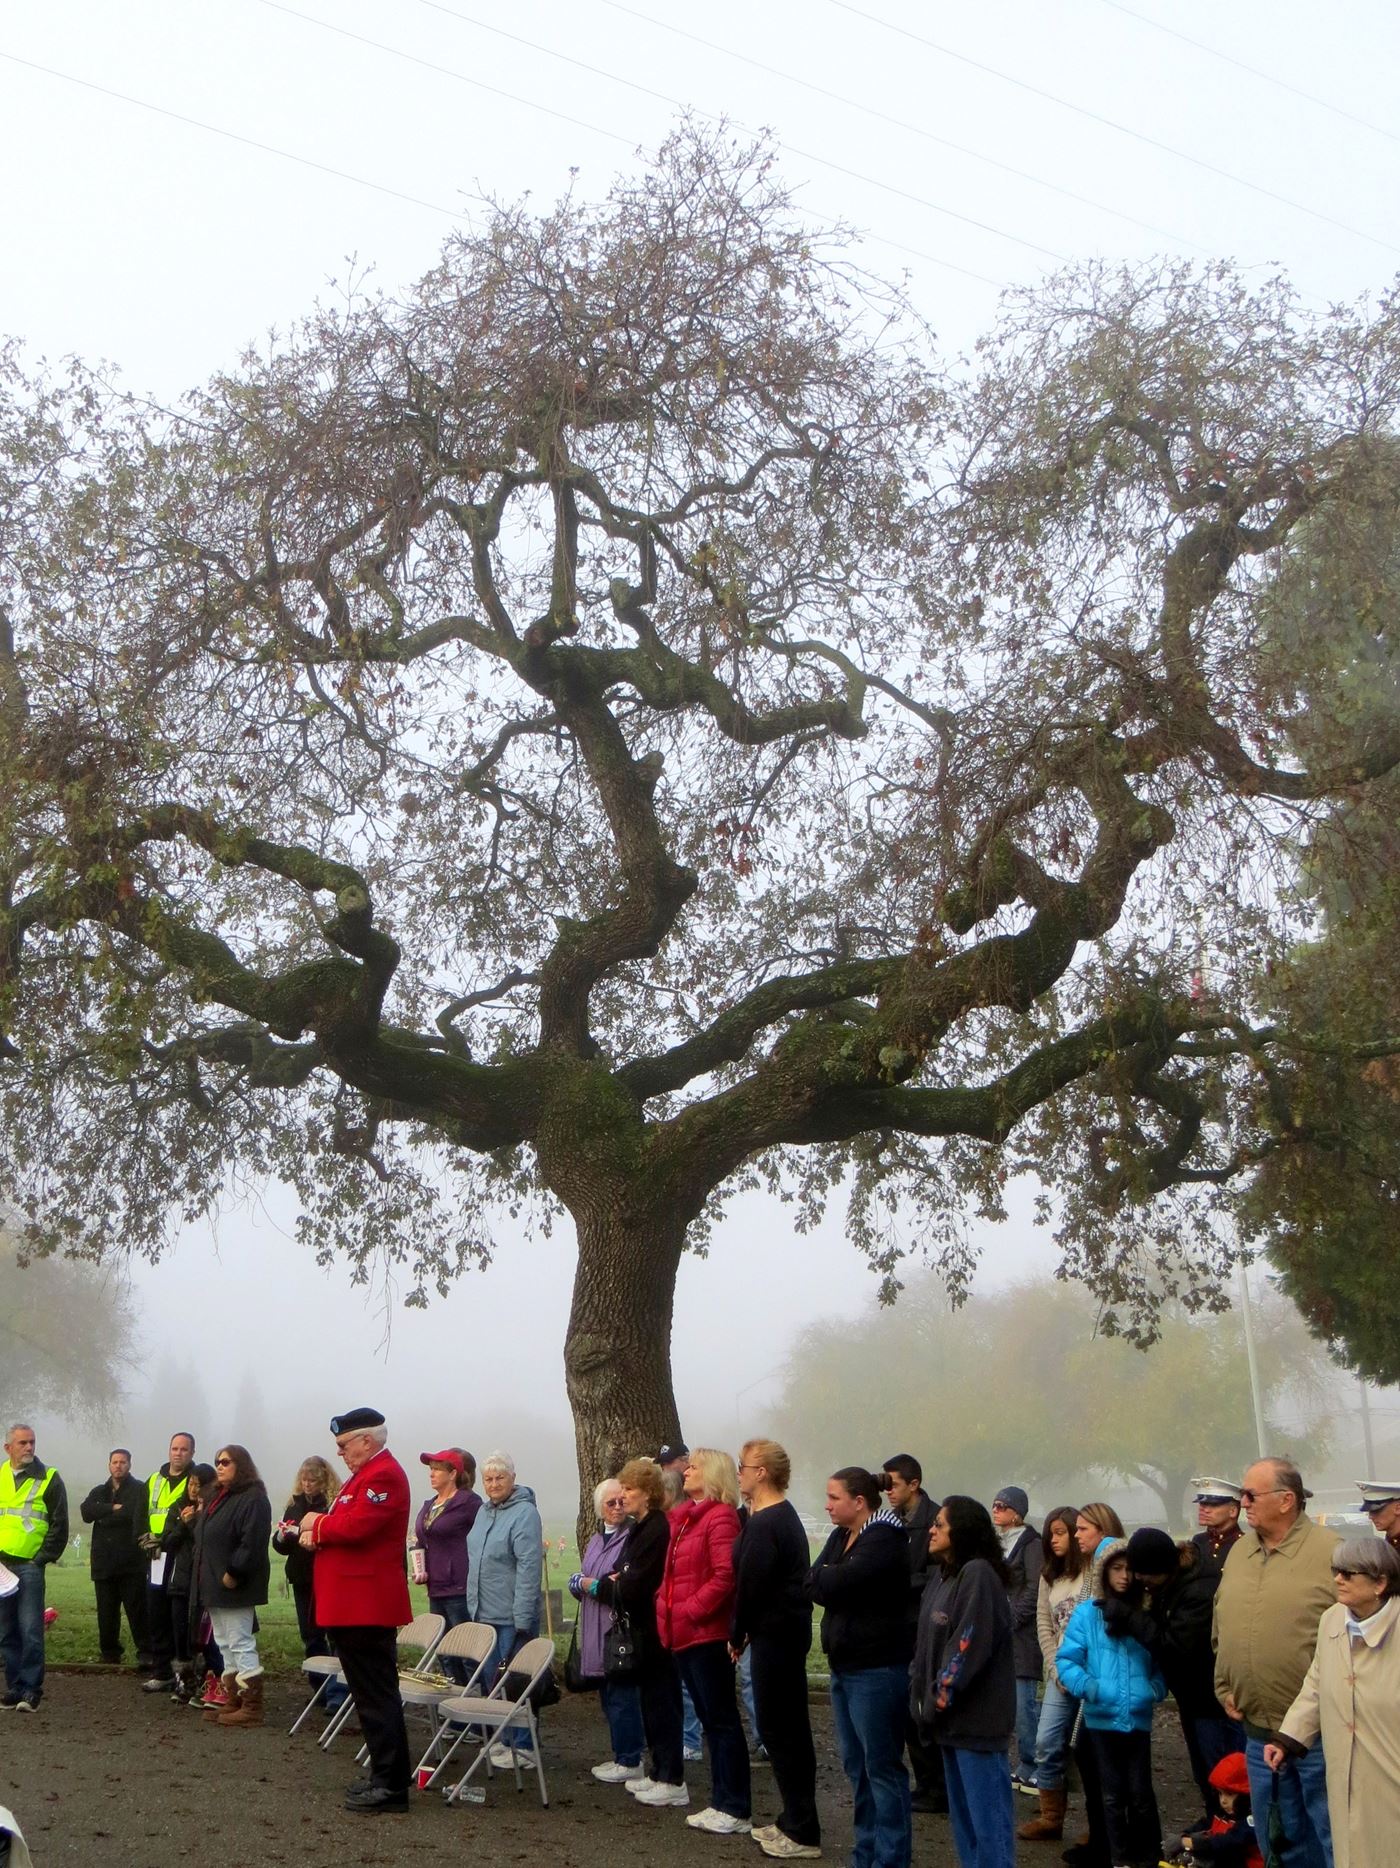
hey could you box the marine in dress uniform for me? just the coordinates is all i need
[301,1408,412,1815]
[1355,1479,1400,1553]
[1189,1476,1243,1574]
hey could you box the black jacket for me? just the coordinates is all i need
[194,1483,271,1609]
[808,1512,912,1673]
[272,1491,330,1591]
[1102,1542,1225,1719]
[912,1556,1017,1752]
[901,1490,940,1626]
[595,1506,671,1663]
[1004,1525,1044,1680]
[80,1473,147,1579]
[731,1499,813,1650]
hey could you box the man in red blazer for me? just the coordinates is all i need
[300,1407,412,1815]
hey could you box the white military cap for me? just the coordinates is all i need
[1356,1480,1400,1512]
[1191,1476,1244,1504]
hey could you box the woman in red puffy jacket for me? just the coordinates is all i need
[657,1448,752,1837]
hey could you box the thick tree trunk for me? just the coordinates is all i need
[564,1205,688,1544]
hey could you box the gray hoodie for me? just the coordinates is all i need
[465,1482,543,1630]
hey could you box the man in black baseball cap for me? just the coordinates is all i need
[656,1444,688,1473]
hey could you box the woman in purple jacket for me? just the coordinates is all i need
[572,1476,647,1782]
[412,1448,482,1682]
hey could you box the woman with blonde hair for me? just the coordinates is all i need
[657,1447,751,1836]
[272,1454,339,1662]
[1073,1502,1125,1561]
[733,1438,819,1860]
[582,1457,686,1807]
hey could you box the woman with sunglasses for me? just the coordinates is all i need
[1265,1538,1400,1868]
[193,1444,271,1727]
[572,1476,646,1783]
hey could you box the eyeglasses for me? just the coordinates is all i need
[602,1497,627,1508]
[737,1463,764,1472]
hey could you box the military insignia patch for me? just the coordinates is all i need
[366,1488,388,1503]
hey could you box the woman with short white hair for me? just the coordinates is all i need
[1265,1536,1400,1868]
[570,1476,646,1781]
[465,1452,545,1765]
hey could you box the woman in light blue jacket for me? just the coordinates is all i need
[465,1452,544,1762]
[1056,1539,1166,1868]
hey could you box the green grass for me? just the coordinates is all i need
[39,1528,587,1674]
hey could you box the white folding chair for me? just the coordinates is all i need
[353,1620,497,1764]
[317,1611,446,1749]
[415,1634,557,1808]
[288,1653,347,1736]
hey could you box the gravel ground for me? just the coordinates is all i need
[0,1671,1203,1866]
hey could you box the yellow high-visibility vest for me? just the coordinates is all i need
[146,1470,188,1537]
[0,1463,55,1560]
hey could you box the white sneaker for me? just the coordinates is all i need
[634,1781,690,1808]
[687,1808,753,1835]
[751,1826,781,1843]
[488,1742,526,1769]
[592,1760,646,1783]
[758,1835,822,1860]
[625,1776,657,1797]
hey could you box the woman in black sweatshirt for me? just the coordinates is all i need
[911,1495,1016,1868]
[731,1439,818,1858]
[808,1466,911,1868]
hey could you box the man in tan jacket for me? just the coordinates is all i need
[1213,1457,1338,1868]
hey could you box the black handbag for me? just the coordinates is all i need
[563,1620,598,1694]
[603,1609,638,1681]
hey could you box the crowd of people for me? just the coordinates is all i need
[2,1416,1399,1868]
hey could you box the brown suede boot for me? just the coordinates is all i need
[1019,1787,1068,1841]
[218,1671,264,1728]
[203,1672,240,1723]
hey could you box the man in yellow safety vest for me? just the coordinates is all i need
[136,1431,196,1693]
[0,1422,69,1711]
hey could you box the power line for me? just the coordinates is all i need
[1098,0,1400,148]
[262,0,1065,265]
[584,0,1210,254]
[829,0,1400,259]
[0,48,475,223]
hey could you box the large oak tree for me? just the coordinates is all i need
[3,134,1400,1517]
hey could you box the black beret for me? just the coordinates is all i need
[329,1407,386,1435]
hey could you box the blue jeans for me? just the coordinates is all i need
[1245,1734,1332,1868]
[737,1642,760,1742]
[682,1680,703,1752]
[429,1592,472,1684]
[942,1746,1015,1868]
[1033,1677,1080,1792]
[830,1664,911,1868]
[0,1557,46,1700]
[600,1674,644,1767]
[484,1620,539,1754]
[1014,1677,1040,1780]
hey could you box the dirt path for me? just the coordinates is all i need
[1,1671,1202,1865]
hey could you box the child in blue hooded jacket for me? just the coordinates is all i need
[1056,1538,1167,1868]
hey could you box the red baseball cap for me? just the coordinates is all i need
[420,1449,464,1474]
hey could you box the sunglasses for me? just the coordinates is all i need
[1239,1487,1289,1504]
[214,1457,234,1467]
[1332,1568,1371,1581]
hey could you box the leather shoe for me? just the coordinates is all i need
[344,1785,409,1815]
[910,1791,949,1815]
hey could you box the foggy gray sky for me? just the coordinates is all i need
[4,2,1397,1502]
